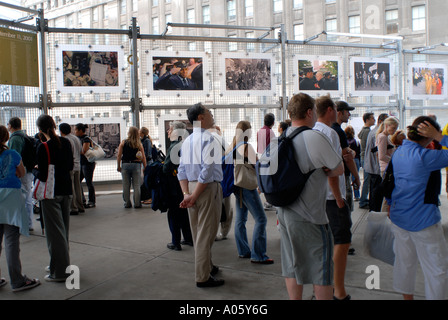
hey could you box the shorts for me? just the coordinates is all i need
[326,200,352,245]
[278,207,334,286]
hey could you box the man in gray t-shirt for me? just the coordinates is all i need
[277,93,343,300]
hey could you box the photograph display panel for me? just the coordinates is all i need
[293,55,342,96]
[220,52,276,96]
[350,57,394,96]
[56,45,125,93]
[60,117,126,160]
[408,62,447,100]
[148,51,209,96]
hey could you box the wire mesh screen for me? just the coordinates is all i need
[403,52,448,128]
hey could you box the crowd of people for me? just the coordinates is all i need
[1,95,448,300]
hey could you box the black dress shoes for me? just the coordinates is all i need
[196,276,224,288]
[167,243,182,251]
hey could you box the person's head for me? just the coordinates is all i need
[0,125,9,153]
[377,116,399,137]
[74,123,88,137]
[363,112,375,127]
[140,127,149,139]
[168,121,187,141]
[59,123,72,136]
[37,114,61,147]
[264,113,275,128]
[287,93,316,126]
[315,71,323,82]
[335,101,354,124]
[127,126,141,149]
[278,121,289,134]
[377,113,389,126]
[315,94,337,124]
[407,116,441,147]
[344,125,355,140]
[235,120,252,142]
[186,103,214,129]
[8,117,21,132]
[390,129,406,146]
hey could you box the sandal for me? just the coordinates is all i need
[142,199,152,205]
[0,278,7,289]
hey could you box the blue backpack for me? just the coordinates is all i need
[255,126,315,207]
[221,141,246,198]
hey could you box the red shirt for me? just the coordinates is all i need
[257,125,275,154]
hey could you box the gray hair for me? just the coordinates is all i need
[170,121,187,131]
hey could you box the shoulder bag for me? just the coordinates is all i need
[32,142,55,201]
[84,137,106,162]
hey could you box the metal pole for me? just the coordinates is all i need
[37,9,48,114]
[396,38,405,127]
[130,17,140,127]
[279,24,287,121]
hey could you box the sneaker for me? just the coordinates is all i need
[45,274,67,282]
[12,277,41,292]
[85,203,95,208]
[0,278,7,289]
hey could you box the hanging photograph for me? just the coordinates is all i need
[148,51,209,96]
[55,45,125,93]
[220,52,276,96]
[293,55,342,95]
[60,117,126,160]
[350,57,394,96]
[408,62,447,100]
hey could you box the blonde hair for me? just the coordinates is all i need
[127,126,142,149]
[376,116,399,138]
[226,120,251,156]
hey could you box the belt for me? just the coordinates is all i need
[122,160,141,163]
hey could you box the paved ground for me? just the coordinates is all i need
[1,180,446,301]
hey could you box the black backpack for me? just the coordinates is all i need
[18,133,38,172]
[255,126,315,207]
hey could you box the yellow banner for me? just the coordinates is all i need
[0,27,39,87]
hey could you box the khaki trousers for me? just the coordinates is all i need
[187,181,222,283]
[70,170,84,212]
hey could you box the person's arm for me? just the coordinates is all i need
[116,141,124,172]
[377,134,391,164]
[140,145,147,168]
[16,160,26,178]
[328,175,345,208]
[81,140,90,155]
[342,147,361,188]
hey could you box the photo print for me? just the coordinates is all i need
[61,117,126,160]
[56,45,125,93]
[149,51,209,96]
[220,52,276,96]
[408,62,447,100]
[294,55,341,95]
[350,57,394,96]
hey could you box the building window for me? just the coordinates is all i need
[103,5,108,20]
[293,0,303,9]
[152,17,159,34]
[326,18,337,41]
[385,9,398,34]
[202,6,210,24]
[229,34,237,51]
[92,7,98,22]
[273,0,282,13]
[227,0,236,21]
[120,0,126,15]
[412,5,425,31]
[348,15,360,34]
[246,31,255,52]
[245,0,253,17]
[188,42,196,51]
[187,8,195,24]
[153,0,158,6]
[293,24,303,40]
[132,0,138,12]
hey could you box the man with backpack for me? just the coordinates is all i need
[276,93,344,300]
[7,117,36,231]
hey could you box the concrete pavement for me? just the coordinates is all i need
[0,182,443,301]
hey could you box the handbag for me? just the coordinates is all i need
[84,138,106,162]
[234,163,258,190]
[32,142,55,201]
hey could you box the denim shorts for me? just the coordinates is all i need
[326,200,352,245]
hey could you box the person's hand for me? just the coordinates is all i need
[180,194,196,208]
[117,166,121,172]
[418,121,443,142]
[336,198,346,209]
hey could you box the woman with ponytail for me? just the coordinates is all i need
[33,114,74,282]
[0,125,40,292]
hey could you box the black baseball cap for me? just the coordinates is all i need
[336,101,355,111]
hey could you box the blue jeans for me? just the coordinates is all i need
[234,187,270,262]
[121,163,142,207]
[359,172,370,207]
[80,161,96,205]
[351,158,360,199]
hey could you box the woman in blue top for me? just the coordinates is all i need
[388,116,448,300]
[0,125,40,292]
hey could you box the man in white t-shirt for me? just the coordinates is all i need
[313,95,352,301]
[277,93,344,300]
